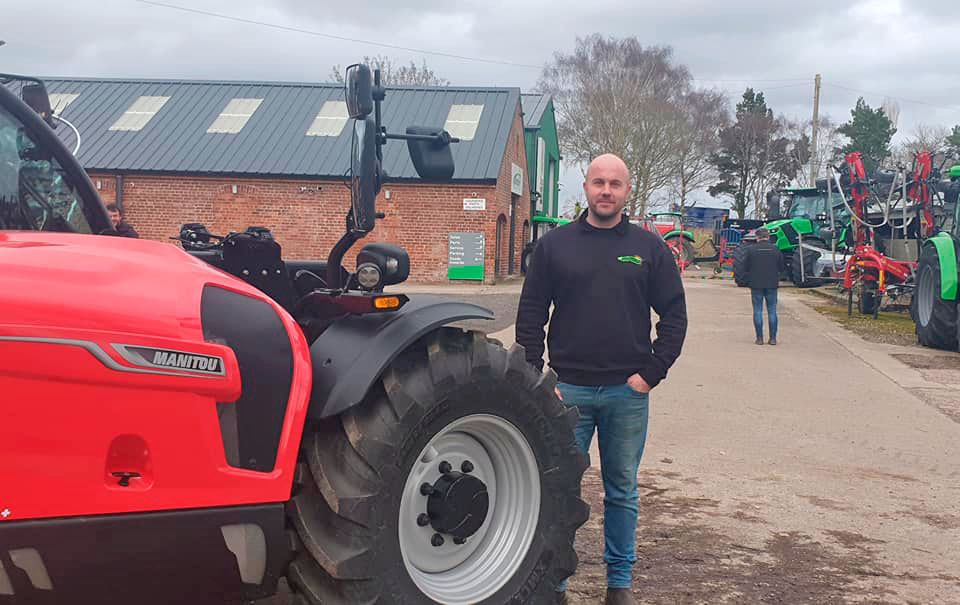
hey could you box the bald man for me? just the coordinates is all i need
[516,154,688,605]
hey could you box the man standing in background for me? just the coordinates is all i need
[743,227,784,345]
[105,203,139,238]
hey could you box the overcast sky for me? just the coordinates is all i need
[5,0,960,212]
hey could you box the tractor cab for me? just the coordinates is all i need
[0,75,110,234]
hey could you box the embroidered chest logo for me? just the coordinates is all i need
[617,255,645,266]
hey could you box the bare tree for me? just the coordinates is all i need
[669,89,729,213]
[710,89,792,219]
[881,98,901,130]
[891,123,950,169]
[331,55,449,86]
[784,116,841,187]
[538,35,693,216]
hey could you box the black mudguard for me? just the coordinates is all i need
[308,295,494,419]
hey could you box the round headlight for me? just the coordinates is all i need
[357,263,382,290]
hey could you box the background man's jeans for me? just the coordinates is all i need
[556,382,650,590]
[751,288,778,340]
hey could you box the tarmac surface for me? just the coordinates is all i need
[484,276,960,604]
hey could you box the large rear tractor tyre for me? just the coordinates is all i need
[911,246,958,351]
[287,328,590,604]
[665,237,696,266]
[791,239,826,288]
[732,243,753,287]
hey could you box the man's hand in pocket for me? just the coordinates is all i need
[627,373,651,394]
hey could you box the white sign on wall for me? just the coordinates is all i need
[511,163,524,196]
[463,198,486,211]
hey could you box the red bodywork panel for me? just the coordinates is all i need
[842,244,915,293]
[0,232,312,522]
[908,151,936,239]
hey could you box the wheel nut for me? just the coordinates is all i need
[417,513,430,527]
[453,537,466,545]
[431,533,444,547]
[438,460,452,474]
[420,483,434,496]
[461,460,474,473]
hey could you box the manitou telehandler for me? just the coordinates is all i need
[0,66,587,605]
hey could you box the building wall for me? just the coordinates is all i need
[90,104,531,284]
[524,99,561,220]
[539,102,561,218]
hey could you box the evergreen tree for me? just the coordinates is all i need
[836,97,897,174]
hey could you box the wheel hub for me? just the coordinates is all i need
[425,469,489,539]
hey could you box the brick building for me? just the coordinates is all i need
[45,78,532,283]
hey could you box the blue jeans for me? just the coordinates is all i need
[751,288,778,340]
[556,382,650,589]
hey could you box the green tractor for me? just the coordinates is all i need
[911,165,960,351]
[520,215,571,274]
[762,187,851,287]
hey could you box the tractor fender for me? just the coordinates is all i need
[307,295,494,419]
[927,233,959,301]
[663,230,696,243]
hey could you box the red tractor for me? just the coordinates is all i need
[0,68,587,604]
[648,212,697,271]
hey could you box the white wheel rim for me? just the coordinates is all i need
[398,414,541,604]
[918,265,935,326]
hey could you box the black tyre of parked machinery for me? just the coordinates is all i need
[858,281,880,318]
[286,328,590,605]
[520,242,535,274]
[911,245,959,351]
[791,239,827,288]
[732,243,754,287]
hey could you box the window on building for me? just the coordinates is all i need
[306,101,349,137]
[443,104,484,141]
[47,93,79,115]
[109,96,170,131]
[207,98,264,134]
[536,137,545,212]
[548,161,556,216]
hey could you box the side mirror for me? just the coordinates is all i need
[22,82,55,127]
[350,116,380,233]
[406,126,455,180]
[345,64,374,119]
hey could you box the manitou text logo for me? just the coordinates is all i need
[113,345,226,376]
[152,350,223,372]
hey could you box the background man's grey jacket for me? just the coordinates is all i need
[744,241,785,290]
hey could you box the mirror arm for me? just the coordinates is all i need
[326,230,364,290]
[383,132,460,145]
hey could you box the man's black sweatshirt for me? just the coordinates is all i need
[516,213,687,388]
